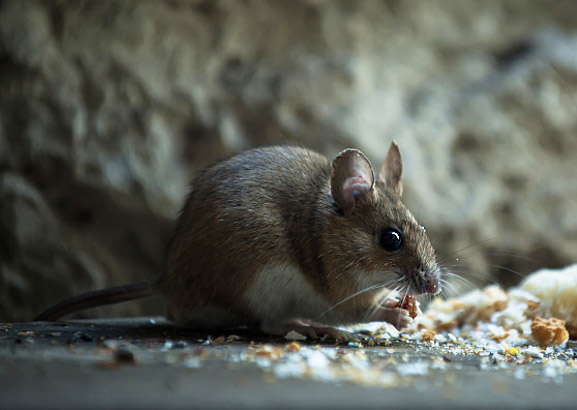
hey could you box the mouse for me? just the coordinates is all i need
[35,142,441,340]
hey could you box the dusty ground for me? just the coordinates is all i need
[1,318,576,410]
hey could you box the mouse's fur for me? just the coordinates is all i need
[155,143,440,335]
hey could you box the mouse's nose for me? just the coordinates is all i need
[424,279,440,295]
[415,266,441,295]
[423,266,441,295]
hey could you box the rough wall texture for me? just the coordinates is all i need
[1,0,577,321]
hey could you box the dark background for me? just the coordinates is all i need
[1,0,576,321]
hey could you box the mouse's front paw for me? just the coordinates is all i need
[372,306,413,330]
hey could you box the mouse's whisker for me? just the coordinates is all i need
[489,264,527,279]
[343,256,368,270]
[436,285,451,300]
[441,268,498,291]
[438,278,455,294]
[371,282,403,306]
[363,285,401,322]
[484,251,538,264]
[365,277,405,315]
[394,283,410,327]
[436,237,497,265]
[443,249,538,267]
[316,283,388,320]
[437,278,467,298]
[367,287,397,322]
[423,293,435,307]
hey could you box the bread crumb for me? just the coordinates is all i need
[254,344,284,361]
[285,341,302,352]
[421,330,436,342]
[521,264,577,335]
[530,317,569,347]
[211,336,226,345]
[402,295,418,319]
[524,300,541,319]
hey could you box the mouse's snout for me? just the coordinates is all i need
[416,265,441,295]
[424,276,440,295]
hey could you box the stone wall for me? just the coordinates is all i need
[1,0,577,321]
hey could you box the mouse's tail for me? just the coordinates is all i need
[34,282,154,321]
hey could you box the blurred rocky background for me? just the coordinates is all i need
[1,0,576,321]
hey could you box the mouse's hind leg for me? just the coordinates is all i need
[260,319,352,341]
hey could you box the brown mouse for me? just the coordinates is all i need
[35,142,441,339]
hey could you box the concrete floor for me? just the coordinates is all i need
[1,319,577,409]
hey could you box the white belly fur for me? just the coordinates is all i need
[244,264,335,325]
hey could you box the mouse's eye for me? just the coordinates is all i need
[379,228,403,252]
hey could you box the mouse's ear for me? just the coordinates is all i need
[378,141,403,196]
[331,149,375,216]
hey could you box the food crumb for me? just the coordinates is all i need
[421,330,436,343]
[254,344,283,361]
[530,317,569,347]
[402,295,418,319]
[211,336,226,345]
[285,341,302,352]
